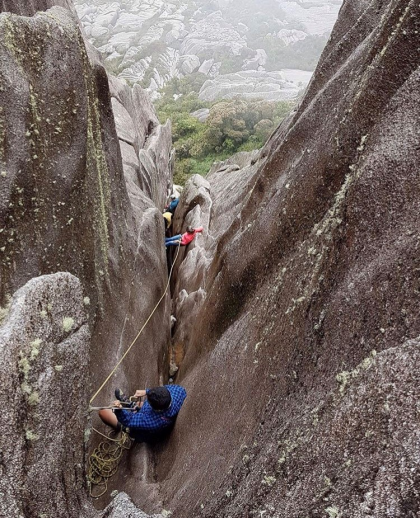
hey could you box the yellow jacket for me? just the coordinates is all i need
[163,212,172,229]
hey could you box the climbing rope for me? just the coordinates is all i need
[87,241,181,497]
[87,428,133,498]
[89,241,181,405]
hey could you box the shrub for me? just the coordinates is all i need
[156,81,295,184]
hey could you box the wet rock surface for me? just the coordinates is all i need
[0,4,171,517]
[0,3,171,400]
[157,0,420,516]
[108,75,173,212]
[1,0,420,517]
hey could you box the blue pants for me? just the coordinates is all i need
[165,235,181,246]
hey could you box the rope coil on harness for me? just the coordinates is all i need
[87,241,181,497]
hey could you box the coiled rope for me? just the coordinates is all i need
[87,428,132,498]
[87,241,181,497]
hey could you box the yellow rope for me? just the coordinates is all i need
[88,429,132,498]
[89,241,181,405]
[87,241,181,497]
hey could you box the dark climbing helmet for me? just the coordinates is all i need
[186,226,194,233]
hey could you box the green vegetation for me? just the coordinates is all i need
[156,76,294,184]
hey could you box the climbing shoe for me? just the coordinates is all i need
[115,388,130,403]
[115,388,135,408]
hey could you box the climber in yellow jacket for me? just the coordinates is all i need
[163,211,172,230]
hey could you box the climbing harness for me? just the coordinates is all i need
[87,241,181,497]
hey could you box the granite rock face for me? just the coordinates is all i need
[2,1,420,518]
[0,273,167,518]
[153,0,420,516]
[0,273,93,518]
[0,0,76,16]
[0,5,172,514]
[105,493,164,518]
[108,75,173,213]
[0,5,171,401]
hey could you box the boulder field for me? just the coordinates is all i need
[0,0,419,518]
[73,0,342,100]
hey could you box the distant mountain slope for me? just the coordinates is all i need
[74,0,342,100]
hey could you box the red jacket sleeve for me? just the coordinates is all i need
[180,227,203,245]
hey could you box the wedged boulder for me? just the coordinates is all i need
[0,273,92,518]
[154,0,420,516]
[179,54,200,75]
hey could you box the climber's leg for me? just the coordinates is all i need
[99,408,120,430]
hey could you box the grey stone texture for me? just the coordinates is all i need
[105,492,165,518]
[0,5,172,516]
[154,0,420,516]
[1,0,420,517]
[0,273,164,518]
[0,273,93,518]
[108,75,173,212]
[0,0,75,16]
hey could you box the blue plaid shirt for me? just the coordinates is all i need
[115,385,187,432]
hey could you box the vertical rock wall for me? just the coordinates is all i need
[0,4,172,398]
[0,3,173,515]
[157,0,420,516]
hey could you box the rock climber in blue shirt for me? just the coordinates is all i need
[165,194,179,214]
[98,385,187,443]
